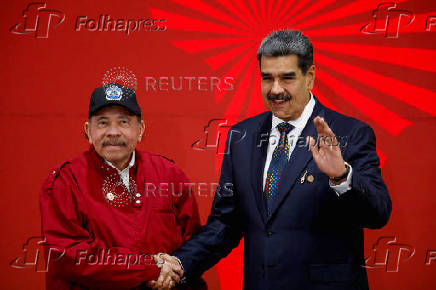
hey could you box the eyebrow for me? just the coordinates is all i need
[260,71,296,77]
[281,72,296,77]
[117,114,131,119]
[94,114,129,120]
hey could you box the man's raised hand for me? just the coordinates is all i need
[307,116,347,181]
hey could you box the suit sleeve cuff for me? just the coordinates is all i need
[329,164,353,196]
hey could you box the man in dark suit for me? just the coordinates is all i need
[153,30,391,290]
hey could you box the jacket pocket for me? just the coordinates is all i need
[309,264,358,283]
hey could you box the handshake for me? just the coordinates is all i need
[147,253,184,290]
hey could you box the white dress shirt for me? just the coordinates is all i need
[105,151,136,190]
[262,93,352,196]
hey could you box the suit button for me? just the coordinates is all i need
[267,231,273,237]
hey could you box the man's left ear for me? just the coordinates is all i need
[138,120,145,142]
[306,65,315,90]
[84,121,92,144]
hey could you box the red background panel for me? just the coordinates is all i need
[1,0,435,289]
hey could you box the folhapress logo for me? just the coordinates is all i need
[365,236,415,272]
[10,236,65,272]
[361,3,414,38]
[10,2,65,38]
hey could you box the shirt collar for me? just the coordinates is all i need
[104,151,136,173]
[271,92,315,131]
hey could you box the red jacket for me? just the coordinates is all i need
[40,147,202,289]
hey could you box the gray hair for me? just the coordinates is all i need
[257,30,313,74]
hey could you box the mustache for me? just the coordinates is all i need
[102,139,127,147]
[267,93,291,101]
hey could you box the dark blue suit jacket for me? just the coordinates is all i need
[175,98,391,290]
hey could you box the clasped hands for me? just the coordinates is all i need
[147,253,183,290]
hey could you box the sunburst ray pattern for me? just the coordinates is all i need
[151,0,433,137]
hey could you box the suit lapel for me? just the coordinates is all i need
[267,99,326,221]
[251,112,272,224]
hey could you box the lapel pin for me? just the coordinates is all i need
[106,192,114,201]
[307,175,314,183]
[300,170,308,184]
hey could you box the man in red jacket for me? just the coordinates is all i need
[40,83,202,289]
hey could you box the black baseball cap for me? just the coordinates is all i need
[88,83,141,118]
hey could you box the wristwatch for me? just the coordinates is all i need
[331,162,350,182]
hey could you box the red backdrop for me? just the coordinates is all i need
[1,0,435,289]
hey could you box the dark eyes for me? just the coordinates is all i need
[96,119,129,127]
[97,120,107,127]
[120,119,130,126]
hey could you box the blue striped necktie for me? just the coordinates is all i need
[264,122,293,214]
